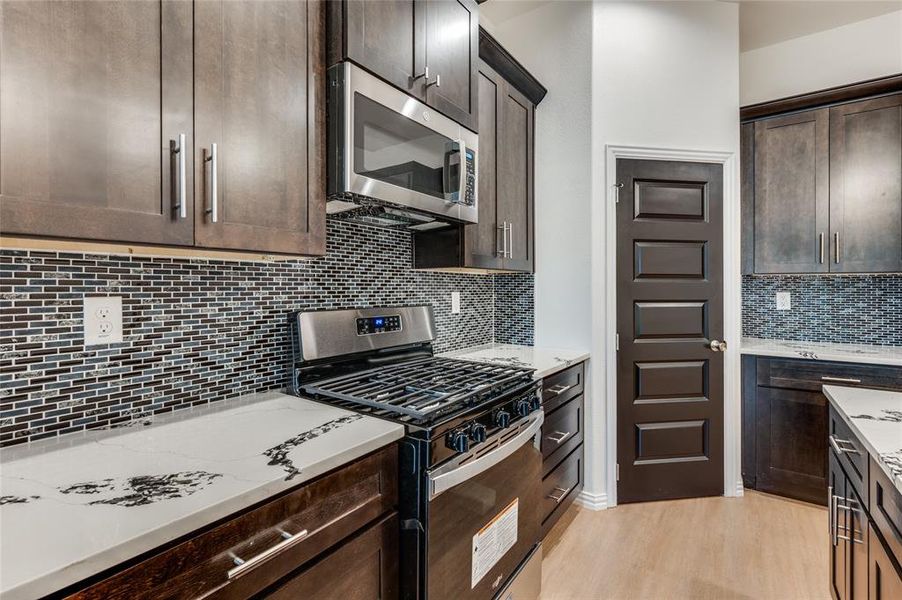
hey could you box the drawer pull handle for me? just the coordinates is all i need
[227,528,309,580]
[546,430,572,444]
[547,486,571,503]
[829,435,860,455]
[547,384,573,396]
[821,376,861,384]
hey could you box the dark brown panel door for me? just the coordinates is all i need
[754,387,828,505]
[194,0,326,255]
[616,159,724,503]
[0,0,193,245]
[463,63,503,269]
[869,527,902,600]
[343,0,426,100]
[829,93,902,273]
[753,109,829,273]
[498,78,535,272]
[423,0,479,132]
[829,450,848,600]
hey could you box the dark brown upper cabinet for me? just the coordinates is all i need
[752,109,830,274]
[0,0,194,246]
[0,0,326,257]
[829,93,902,273]
[194,0,326,255]
[413,30,541,273]
[742,92,902,274]
[328,0,478,132]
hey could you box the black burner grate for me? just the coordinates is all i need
[299,357,533,420]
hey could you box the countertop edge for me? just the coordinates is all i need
[822,385,902,497]
[441,343,590,381]
[740,338,902,367]
[2,426,404,600]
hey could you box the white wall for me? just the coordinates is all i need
[480,1,593,354]
[740,10,902,105]
[590,1,741,505]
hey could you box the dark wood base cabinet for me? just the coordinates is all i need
[742,356,902,505]
[65,445,398,600]
[539,362,586,537]
[827,411,902,600]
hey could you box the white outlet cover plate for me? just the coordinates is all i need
[451,291,461,314]
[776,292,791,311]
[84,296,123,346]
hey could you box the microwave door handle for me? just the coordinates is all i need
[428,411,543,500]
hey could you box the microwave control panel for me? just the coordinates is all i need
[464,149,476,206]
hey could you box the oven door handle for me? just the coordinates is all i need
[428,411,544,500]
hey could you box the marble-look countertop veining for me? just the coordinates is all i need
[0,391,404,600]
[741,337,902,367]
[441,343,590,380]
[823,385,902,496]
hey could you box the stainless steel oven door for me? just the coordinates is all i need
[330,62,478,223]
[426,411,543,599]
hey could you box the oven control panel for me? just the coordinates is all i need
[356,315,402,336]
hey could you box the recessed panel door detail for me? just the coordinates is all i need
[617,159,724,504]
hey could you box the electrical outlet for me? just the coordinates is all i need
[84,296,123,346]
[451,291,461,314]
[776,292,791,311]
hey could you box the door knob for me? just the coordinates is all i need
[709,339,727,352]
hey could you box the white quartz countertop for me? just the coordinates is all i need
[741,337,902,367]
[823,385,902,496]
[441,343,589,380]
[0,391,404,600]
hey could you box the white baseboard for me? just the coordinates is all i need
[733,479,745,497]
[575,490,608,510]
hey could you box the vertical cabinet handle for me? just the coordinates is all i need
[497,222,507,257]
[170,133,187,219]
[818,232,825,264]
[507,223,514,259]
[205,143,218,223]
[833,232,840,264]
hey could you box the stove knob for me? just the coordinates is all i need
[470,423,487,443]
[495,410,511,429]
[446,430,470,453]
[531,395,542,411]
[515,399,531,417]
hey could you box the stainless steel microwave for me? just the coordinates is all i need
[327,62,478,224]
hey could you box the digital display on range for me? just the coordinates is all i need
[356,315,402,335]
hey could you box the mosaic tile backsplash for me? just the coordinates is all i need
[742,274,902,346]
[0,220,535,446]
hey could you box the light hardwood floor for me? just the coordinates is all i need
[540,491,829,600]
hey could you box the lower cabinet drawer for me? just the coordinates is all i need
[261,512,399,600]
[68,445,398,600]
[542,363,584,414]
[828,406,868,507]
[541,446,583,537]
[757,358,902,392]
[541,395,584,477]
[870,456,902,568]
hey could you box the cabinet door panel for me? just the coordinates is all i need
[498,81,534,272]
[848,485,868,600]
[755,386,828,505]
[344,0,425,99]
[463,64,503,268]
[870,528,902,600]
[424,0,478,131]
[753,109,829,273]
[194,0,325,255]
[0,0,193,245]
[829,93,902,273]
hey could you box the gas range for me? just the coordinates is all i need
[289,306,544,599]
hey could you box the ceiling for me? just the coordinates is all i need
[481,0,902,53]
[739,1,902,52]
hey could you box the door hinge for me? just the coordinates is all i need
[615,333,619,351]
[614,182,623,204]
[616,463,620,481]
